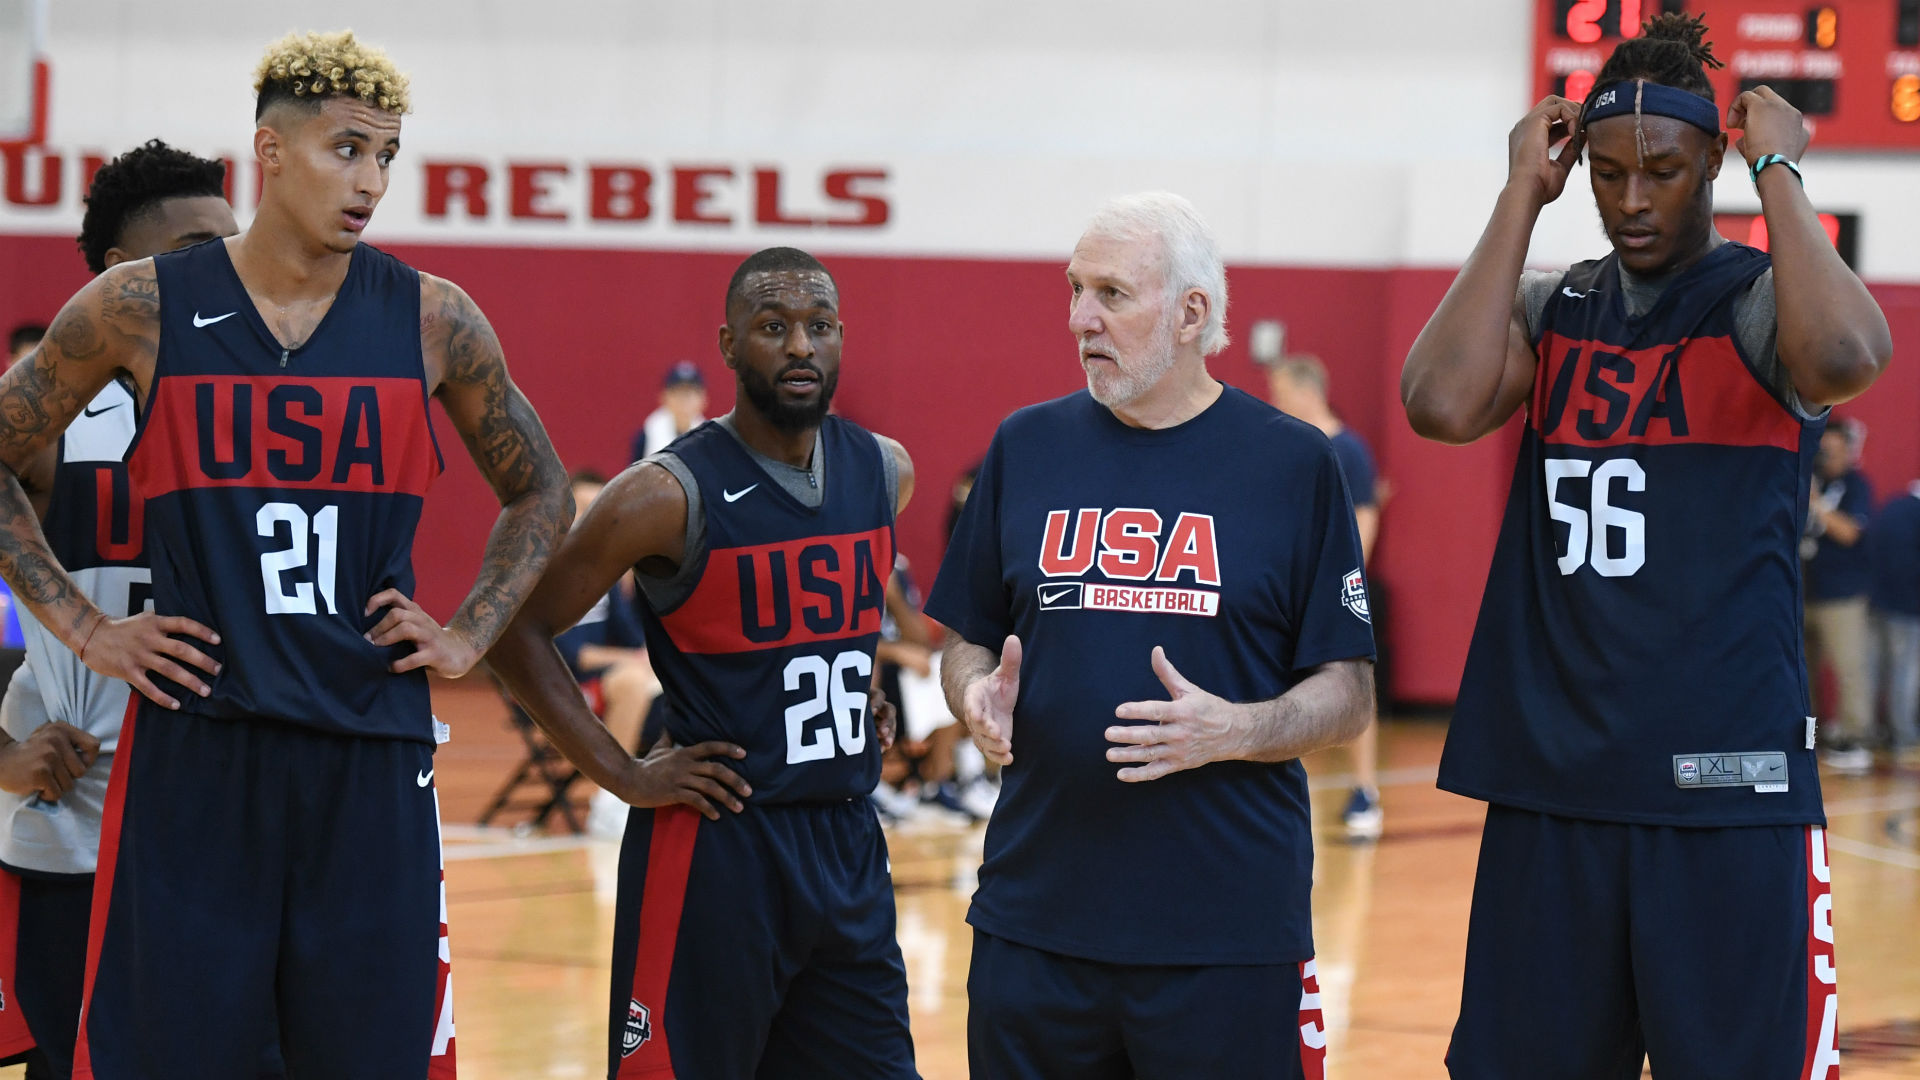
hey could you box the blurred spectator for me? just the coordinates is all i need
[947,461,981,543]
[1869,479,1920,761]
[1264,354,1386,840]
[872,559,996,824]
[629,361,709,462]
[6,323,45,370]
[1805,421,1875,773]
[557,469,663,838]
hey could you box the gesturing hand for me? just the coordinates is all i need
[963,635,1022,766]
[366,590,480,678]
[80,610,221,710]
[1508,96,1587,207]
[1727,85,1809,167]
[1106,646,1242,782]
[616,735,753,821]
[0,723,102,802]
[870,685,899,753]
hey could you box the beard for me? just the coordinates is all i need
[1081,311,1178,409]
[738,361,838,433]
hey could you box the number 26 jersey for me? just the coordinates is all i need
[1441,242,1827,827]
[130,241,443,741]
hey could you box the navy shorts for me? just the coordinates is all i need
[607,798,916,1079]
[1447,805,1839,1080]
[75,705,446,1080]
[967,930,1328,1080]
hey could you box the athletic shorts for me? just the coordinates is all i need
[74,704,449,1080]
[607,798,916,1079]
[966,930,1328,1080]
[1447,804,1839,1080]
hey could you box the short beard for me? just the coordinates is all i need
[1082,310,1178,409]
[738,361,837,433]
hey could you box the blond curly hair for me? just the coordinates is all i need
[252,30,410,117]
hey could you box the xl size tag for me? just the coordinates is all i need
[1673,751,1788,792]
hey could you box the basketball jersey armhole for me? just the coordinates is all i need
[632,453,707,618]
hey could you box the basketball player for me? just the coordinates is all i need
[0,31,570,1079]
[0,140,246,1080]
[929,193,1375,1079]
[1401,15,1891,1077]
[489,247,918,1079]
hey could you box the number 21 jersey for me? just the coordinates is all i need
[1441,243,1826,826]
[129,241,443,741]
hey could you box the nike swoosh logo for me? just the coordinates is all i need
[193,311,236,328]
[1561,287,1594,299]
[1041,587,1075,604]
[82,402,123,418]
[723,484,758,503]
[416,769,434,788]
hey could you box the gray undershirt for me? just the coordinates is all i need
[1518,236,1814,419]
[634,414,898,613]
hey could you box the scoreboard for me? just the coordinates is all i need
[1533,0,1920,149]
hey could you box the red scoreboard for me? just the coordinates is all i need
[1534,0,1920,149]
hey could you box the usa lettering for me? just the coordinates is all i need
[1538,342,1688,441]
[1039,508,1221,585]
[195,382,388,486]
[737,537,886,644]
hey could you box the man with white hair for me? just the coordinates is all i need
[927,192,1376,1078]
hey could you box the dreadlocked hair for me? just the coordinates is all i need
[1581,12,1724,116]
[75,140,227,274]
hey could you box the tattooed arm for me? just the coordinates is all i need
[0,262,221,709]
[367,273,572,678]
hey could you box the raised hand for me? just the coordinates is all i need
[963,635,1022,766]
[0,722,102,801]
[1727,85,1809,167]
[80,610,221,710]
[366,589,480,678]
[615,735,753,821]
[1106,646,1241,782]
[1508,95,1587,207]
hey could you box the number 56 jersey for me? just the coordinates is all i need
[1441,242,1827,827]
[636,418,895,805]
[129,241,443,741]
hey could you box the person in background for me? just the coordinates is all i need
[1806,419,1875,774]
[1869,476,1920,763]
[872,559,996,825]
[630,360,710,462]
[1265,354,1385,841]
[5,326,45,371]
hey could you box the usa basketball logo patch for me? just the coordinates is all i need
[622,998,653,1056]
[1341,568,1370,624]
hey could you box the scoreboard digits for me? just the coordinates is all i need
[1536,0,1920,147]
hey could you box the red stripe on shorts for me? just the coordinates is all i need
[616,805,700,1077]
[1802,827,1840,1080]
[0,869,35,1056]
[1298,957,1328,1080]
[69,697,139,1080]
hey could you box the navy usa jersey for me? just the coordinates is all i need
[1442,243,1826,826]
[129,241,443,741]
[636,418,895,805]
[926,388,1374,965]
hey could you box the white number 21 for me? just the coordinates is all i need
[258,502,339,615]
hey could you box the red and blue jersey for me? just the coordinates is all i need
[636,418,895,805]
[129,241,443,742]
[927,388,1374,965]
[1442,242,1826,826]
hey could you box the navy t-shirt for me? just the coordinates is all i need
[1329,428,1378,509]
[1807,470,1874,602]
[926,387,1374,965]
[1869,488,1920,617]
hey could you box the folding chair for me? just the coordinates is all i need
[476,671,586,834]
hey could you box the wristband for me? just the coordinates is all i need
[1750,154,1803,186]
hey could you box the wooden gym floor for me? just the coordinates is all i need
[12,676,1920,1077]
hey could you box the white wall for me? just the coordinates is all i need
[3,0,1916,279]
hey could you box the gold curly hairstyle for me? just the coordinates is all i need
[252,30,410,120]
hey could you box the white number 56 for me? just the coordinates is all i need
[1545,459,1646,577]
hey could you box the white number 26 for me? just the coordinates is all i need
[784,651,872,764]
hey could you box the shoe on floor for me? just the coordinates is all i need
[1342,786,1383,842]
